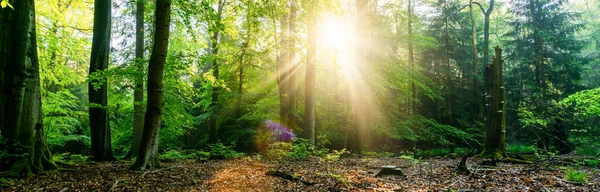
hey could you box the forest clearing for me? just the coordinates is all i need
[2,0,600,191]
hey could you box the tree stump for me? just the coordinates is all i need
[375,165,404,177]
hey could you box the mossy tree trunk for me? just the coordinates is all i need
[0,0,57,175]
[481,47,507,159]
[131,0,171,170]
[88,0,116,162]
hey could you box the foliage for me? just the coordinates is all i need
[565,169,587,183]
[506,144,537,154]
[53,153,89,165]
[209,143,244,159]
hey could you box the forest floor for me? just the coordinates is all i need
[2,155,599,191]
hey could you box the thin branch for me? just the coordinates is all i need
[472,2,486,14]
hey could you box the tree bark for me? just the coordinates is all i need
[126,0,145,160]
[287,0,298,129]
[131,0,171,171]
[481,47,507,159]
[470,0,482,119]
[88,0,115,162]
[408,0,416,115]
[0,0,56,174]
[277,9,289,126]
[208,0,225,144]
[304,0,317,146]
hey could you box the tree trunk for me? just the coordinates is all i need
[0,0,57,174]
[208,0,225,144]
[89,0,115,162]
[470,0,482,119]
[481,47,507,159]
[278,10,289,126]
[236,2,252,116]
[482,0,494,69]
[287,0,297,129]
[131,0,171,171]
[304,0,317,146]
[126,0,145,160]
[353,0,370,153]
[408,0,416,115]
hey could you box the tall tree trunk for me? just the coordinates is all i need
[481,0,494,67]
[304,0,317,146]
[353,0,370,153]
[126,0,145,160]
[1,0,57,174]
[89,0,115,162]
[481,47,507,159]
[408,0,416,114]
[236,2,252,116]
[208,0,225,144]
[469,0,482,119]
[444,1,454,127]
[278,10,289,126]
[131,0,171,171]
[287,0,297,129]
[528,0,549,150]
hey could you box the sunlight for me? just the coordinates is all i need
[320,17,354,77]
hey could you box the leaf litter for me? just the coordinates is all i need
[2,156,599,191]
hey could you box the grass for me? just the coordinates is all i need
[507,144,536,154]
[566,169,587,183]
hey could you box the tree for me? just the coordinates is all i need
[287,0,298,129]
[207,0,226,144]
[304,0,317,146]
[481,47,507,159]
[125,0,146,160]
[469,0,482,118]
[131,0,171,170]
[88,0,115,162]
[277,2,289,127]
[505,0,585,153]
[0,0,57,174]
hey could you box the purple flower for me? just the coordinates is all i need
[264,120,296,142]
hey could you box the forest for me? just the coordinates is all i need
[1,0,599,190]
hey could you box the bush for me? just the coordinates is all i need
[209,143,244,159]
[507,144,536,154]
[566,169,587,183]
[53,153,88,165]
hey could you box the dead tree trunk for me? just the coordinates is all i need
[481,47,507,159]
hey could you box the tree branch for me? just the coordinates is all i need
[472,2,486,14]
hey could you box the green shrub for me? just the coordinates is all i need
[265,142,292,161]
[584,159,600,167]
[209,142,244,159]
[566,169,587,183]
[53,153,88,165]
[287,138,315,160]
[507,144,536,154]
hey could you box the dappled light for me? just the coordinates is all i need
[2,0,600,190]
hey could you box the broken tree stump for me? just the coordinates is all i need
[375,165,404,177]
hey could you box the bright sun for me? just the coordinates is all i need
[320,17,354,76]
